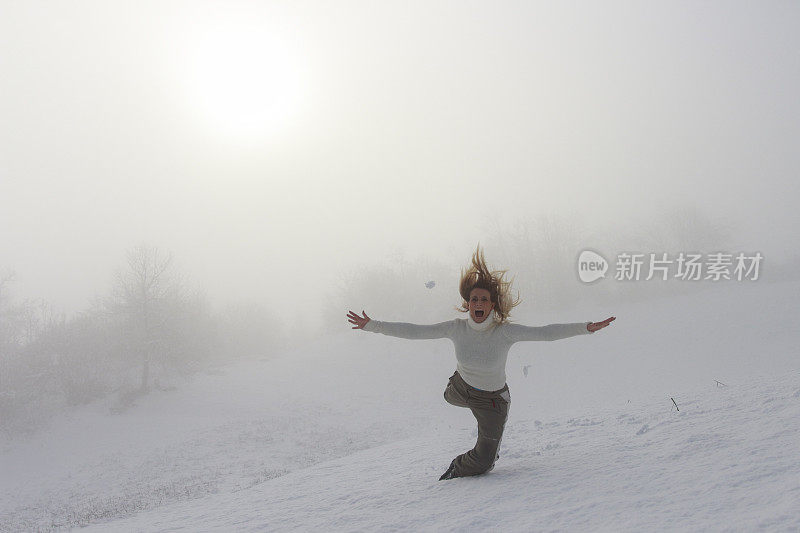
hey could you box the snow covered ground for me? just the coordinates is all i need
[2,280,799,531]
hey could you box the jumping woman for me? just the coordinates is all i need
[347,246,615,481]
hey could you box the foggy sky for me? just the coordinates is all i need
[2,1,798,321]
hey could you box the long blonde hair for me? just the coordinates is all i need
[457,244,520,323]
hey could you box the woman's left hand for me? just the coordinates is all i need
[588,316,616,332]
[347,310,371,329]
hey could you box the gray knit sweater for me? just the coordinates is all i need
[363,311,594,391]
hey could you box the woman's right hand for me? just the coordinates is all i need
[347,310,371,329]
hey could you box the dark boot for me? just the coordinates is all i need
[439,459,458,481]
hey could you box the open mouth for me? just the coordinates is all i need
[475,310,485,318]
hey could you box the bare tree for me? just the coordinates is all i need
[111,244,182,391]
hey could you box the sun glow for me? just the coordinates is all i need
[181,23,304,140]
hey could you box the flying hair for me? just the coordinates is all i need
[457,244,520,323]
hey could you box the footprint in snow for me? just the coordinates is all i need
[567,418,603,427]
[617,414,642,424]
[636,424,650,435]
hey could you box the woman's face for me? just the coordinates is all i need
[468,287,494,323]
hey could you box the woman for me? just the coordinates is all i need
[347,246,615,481]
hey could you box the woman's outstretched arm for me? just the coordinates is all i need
[347,310,456,340]
[503,316,615,343]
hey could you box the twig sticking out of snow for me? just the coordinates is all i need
[671,397,680,411]
[715,380,728,387]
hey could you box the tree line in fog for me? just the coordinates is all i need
[0,244,283,434]
[3,207,782,435]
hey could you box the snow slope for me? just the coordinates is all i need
[1,279,798,531]
[77,371,800,532]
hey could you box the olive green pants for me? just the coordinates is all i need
[442,370,510,477]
